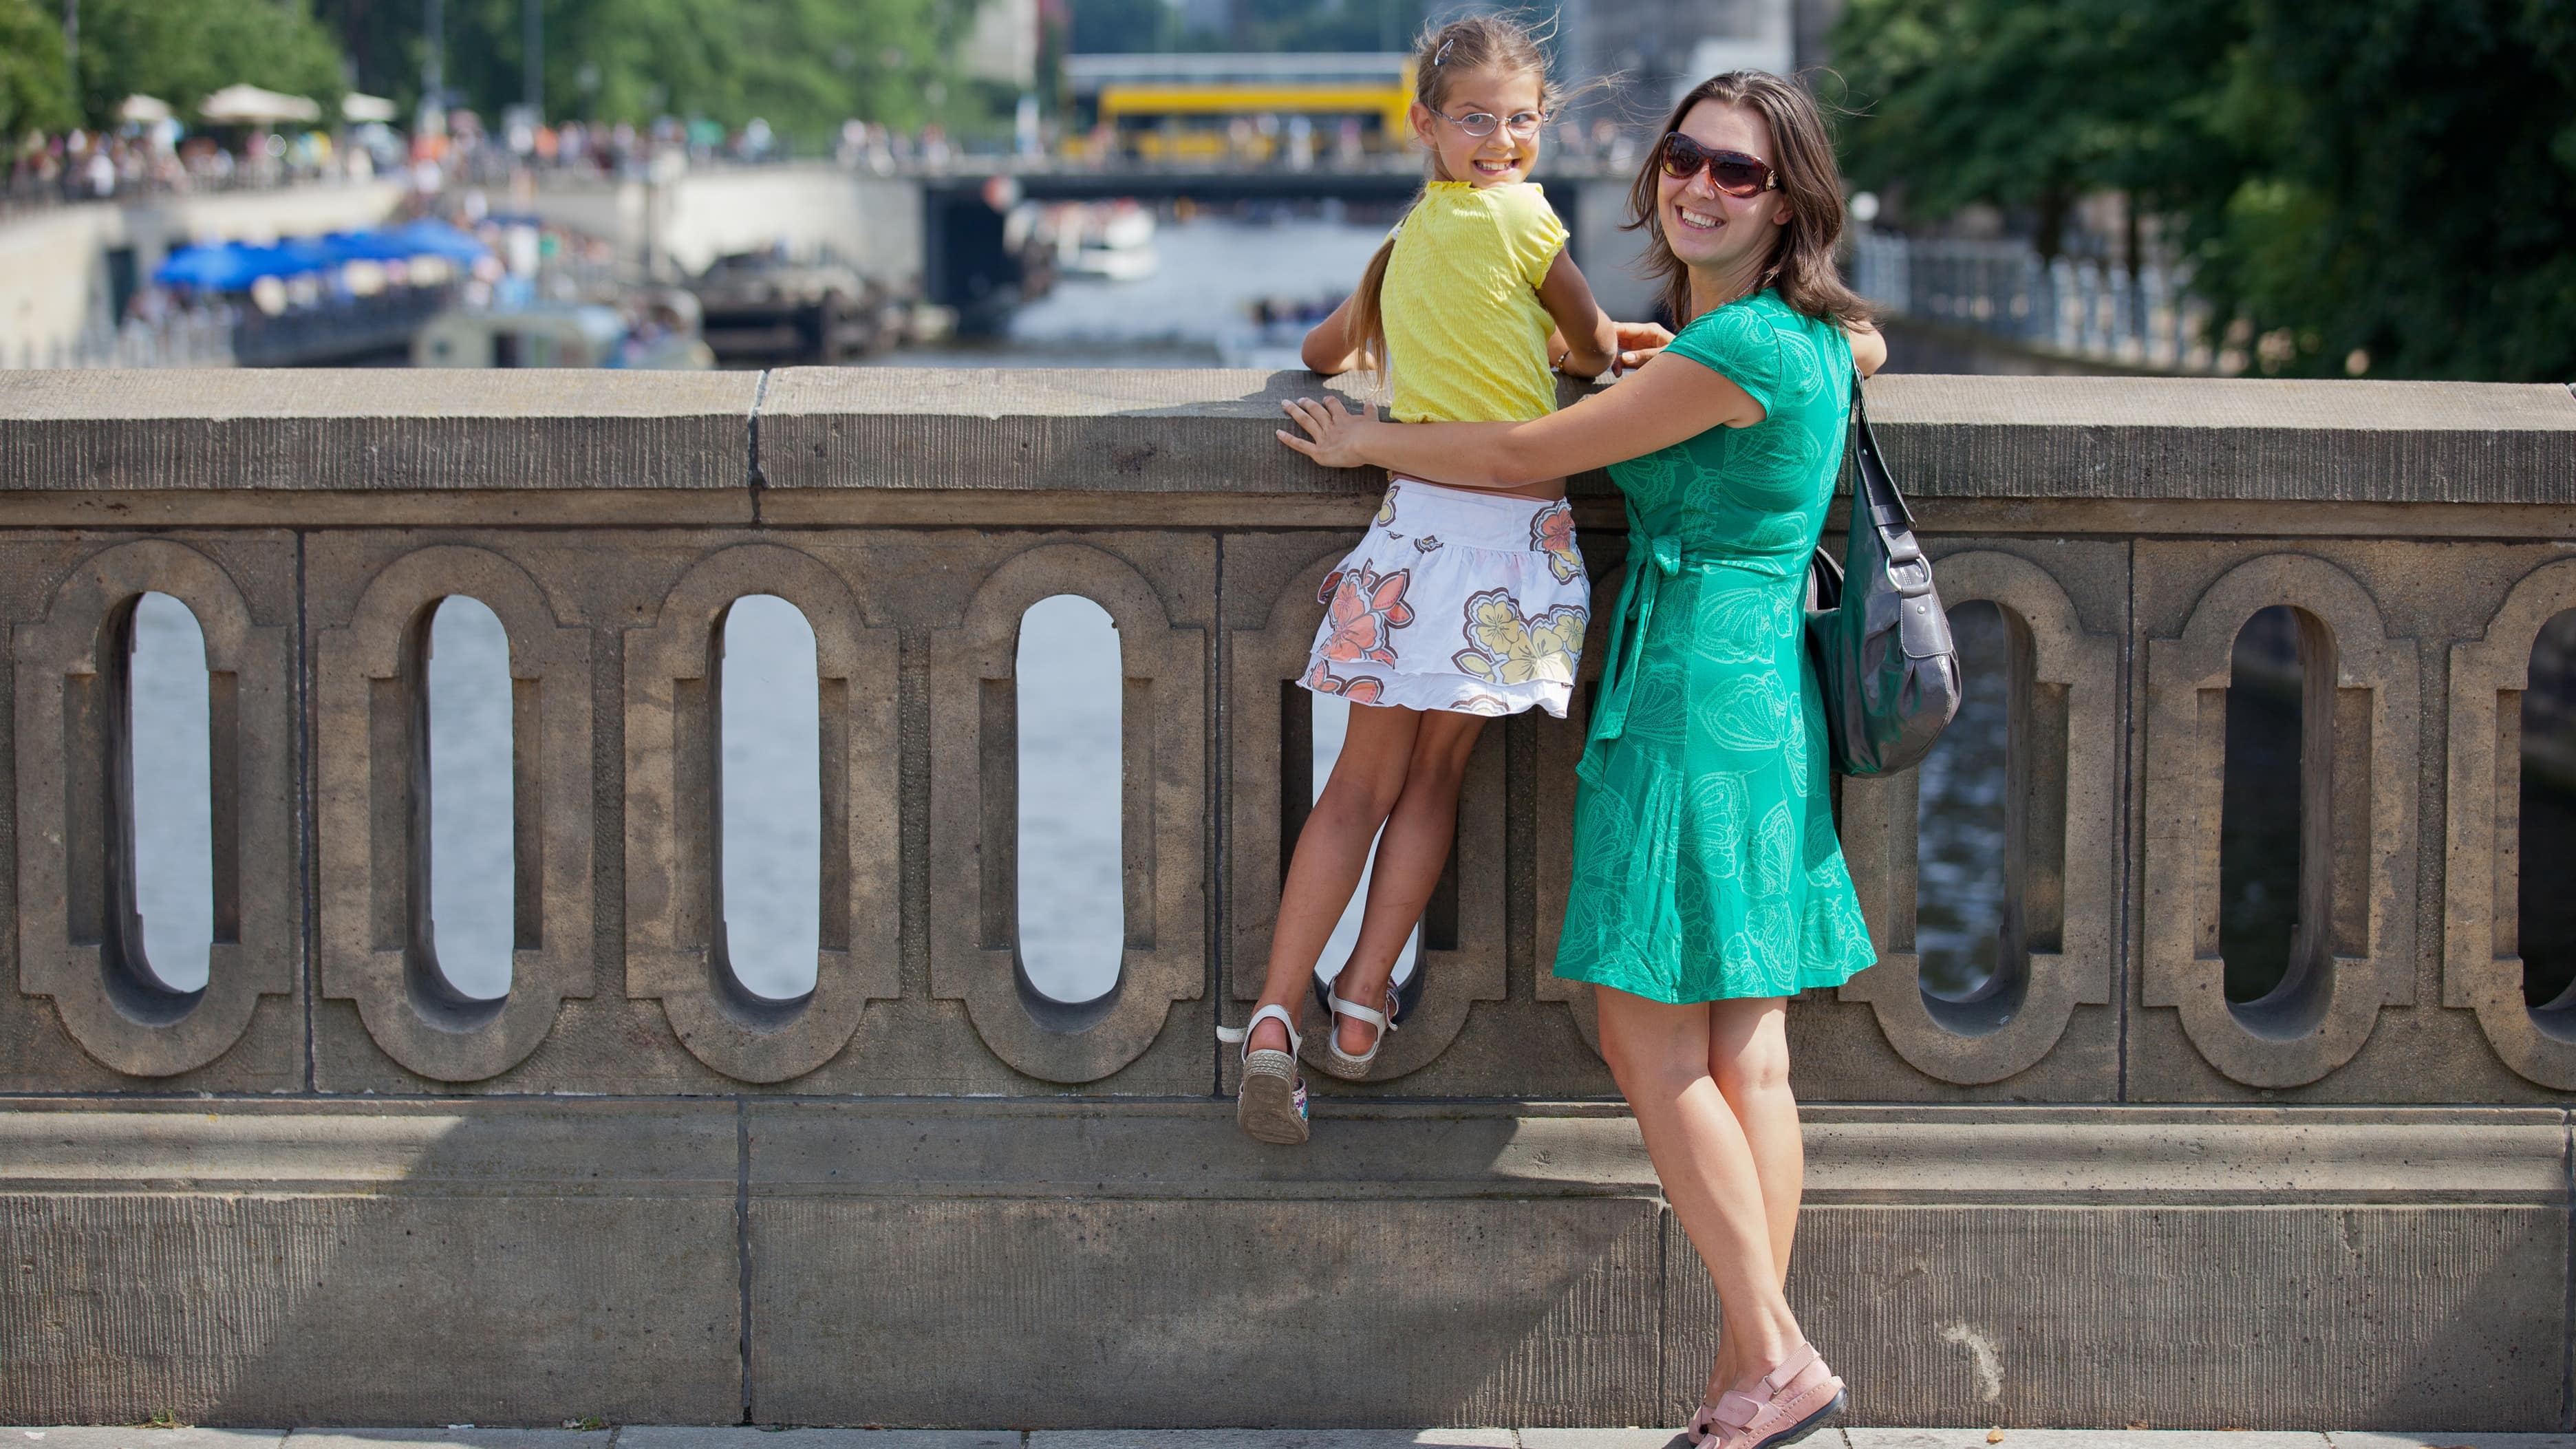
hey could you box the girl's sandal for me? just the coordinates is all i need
[1686,1342,1847,1449]
[1311,974,1399,1080]
[1216,1003,1310,1145]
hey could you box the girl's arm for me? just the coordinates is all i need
[1276,349,1760,489]
[1534,250,1618,379]
[1300,293,1366,374]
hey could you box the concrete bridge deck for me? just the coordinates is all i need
[0,369,2571,1434]
[10,1428,2575,1448]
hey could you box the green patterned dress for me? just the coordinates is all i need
[1550,290,1879,1004]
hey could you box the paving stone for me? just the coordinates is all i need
[2328,1437,2576,1449]
[1845,1435,2332,1449]
[3,1432,287,1449]
[287,1434,600,1449]
[1518,1431,1693,1448]
[1020,1423,1504,1433]
[2328,1423,2566,1433]
[624,1436,1020,1449]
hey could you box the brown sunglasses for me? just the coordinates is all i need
[1657,133,1780,197]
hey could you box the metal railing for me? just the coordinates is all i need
[1850,230,2222,373]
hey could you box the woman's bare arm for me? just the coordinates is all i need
[1849,320,1887,378]
[1300,293,1367,374]
[1276,350,1761,489]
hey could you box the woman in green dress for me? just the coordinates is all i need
[1276,69,1885,1449]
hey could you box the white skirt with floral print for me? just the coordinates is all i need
[1298,477,1591,718]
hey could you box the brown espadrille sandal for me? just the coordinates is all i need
[1216,1003,1311,1145]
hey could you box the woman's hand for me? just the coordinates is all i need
[1277,396,1377,469]
[1612,320,1675,374]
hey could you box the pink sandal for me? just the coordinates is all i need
[1686,1342,1847,1449]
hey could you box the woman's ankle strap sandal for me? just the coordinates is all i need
[1688,1342,1847,1449]
[1216,1003,1309,1145]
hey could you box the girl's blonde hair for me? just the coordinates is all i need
[1624,69,1874,330]
[1343,13,1562,374]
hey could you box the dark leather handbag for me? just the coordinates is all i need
[1805,369,1962,776]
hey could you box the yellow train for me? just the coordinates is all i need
[1063,53,1417,162]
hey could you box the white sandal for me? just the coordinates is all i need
[1316,975,1397,1080]
[1216,1003,1309,1144]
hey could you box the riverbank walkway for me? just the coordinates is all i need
[10,1428,2571,1448]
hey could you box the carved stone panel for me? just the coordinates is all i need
[314,544,594,1083]
[624,543,901,1084]
[1836,550,2121,1086]
[1224,538,1505,1086]
[2139,552,2417,1089]
[2444,557,2576,1090]
[9,539,297,1084]
[927,540,1206,1084]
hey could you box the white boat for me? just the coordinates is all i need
[1057,203,1160,281]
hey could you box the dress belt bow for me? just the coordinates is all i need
[1584,533,1685,752]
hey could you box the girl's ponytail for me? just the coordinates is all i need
[1344,230,1398,375]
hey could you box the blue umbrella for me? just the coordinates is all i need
[152,242,276,291]
[385,217,491,263]
[319,228,420,263]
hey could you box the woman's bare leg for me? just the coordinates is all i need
[1596,985,1807,1409]
[1705,996,1802,1389]
[1324,711,1485,1055]
[1243,704,1421,1055]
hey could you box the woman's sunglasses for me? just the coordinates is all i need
[1657,133,1779,197]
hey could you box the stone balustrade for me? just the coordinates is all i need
[0,369,2570,1432]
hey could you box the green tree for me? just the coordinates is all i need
[70,0,347,128]
[0,0,74,138]
[318,0,989,142]
[1831,0,2576,381]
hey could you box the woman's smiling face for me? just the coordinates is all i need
[1658,98,1790,277]
[1410,65,1545,186]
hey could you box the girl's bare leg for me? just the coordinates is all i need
[1704,996,1803,1389]
[1243,704,1422,1055]
[1596,985,1807,1409]
[1324,710,1485,1055]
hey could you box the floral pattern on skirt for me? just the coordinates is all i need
[1298,479,1589,718]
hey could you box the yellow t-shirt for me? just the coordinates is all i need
[1381,180,1569,425]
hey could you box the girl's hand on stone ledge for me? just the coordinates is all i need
[1278,396,1376,469]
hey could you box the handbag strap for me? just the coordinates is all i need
[1848,363,1917,530]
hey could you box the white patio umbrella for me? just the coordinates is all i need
[341,92,398,125]
[118,94,173,125]
[198,85,323,125]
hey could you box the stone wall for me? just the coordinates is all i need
[0,369,2571,1430]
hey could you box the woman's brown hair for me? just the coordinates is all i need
[1342,12,1562,374]
[1624,69,1873,330]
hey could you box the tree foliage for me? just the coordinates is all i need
[1,0,74,139]
[316,0,990,140]
[1832,0,2576,381]
[69,0,348,128]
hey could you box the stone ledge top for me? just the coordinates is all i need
[3,368,2570,504]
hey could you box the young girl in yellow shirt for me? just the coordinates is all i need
[1220,14,1635,1143]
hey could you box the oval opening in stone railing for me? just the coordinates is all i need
[2522,608,2576,1033]
[123,591,215,1007]
[2219,603,2331,1039]
[1917,598,2019,1035]
[422,594,515,1011]
[1014,593,1126,1028]
[718,594,824,1011]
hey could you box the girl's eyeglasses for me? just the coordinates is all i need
[1657,133,1779,196]
[1437,109,1545,140]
